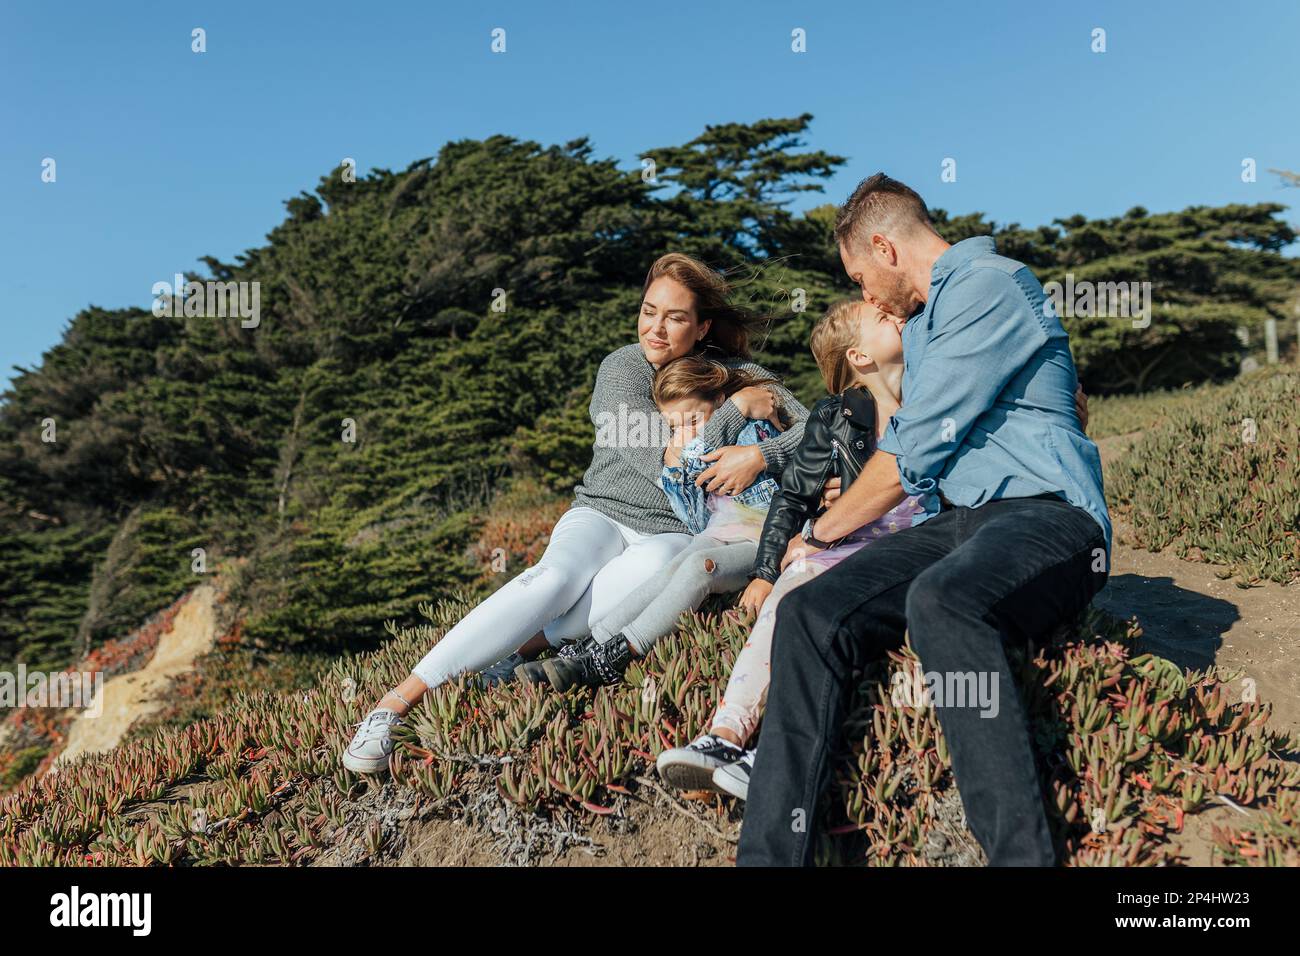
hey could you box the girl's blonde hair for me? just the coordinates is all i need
[644,253,772,360]
[810,300,870,394]
[652,353,777,409]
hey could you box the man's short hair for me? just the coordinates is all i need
[833,173,934,249]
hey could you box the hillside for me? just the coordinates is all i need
[2,117,1299,865]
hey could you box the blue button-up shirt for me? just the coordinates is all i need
[877,236,1112,551]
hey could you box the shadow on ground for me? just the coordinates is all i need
[1094,573,1237,671]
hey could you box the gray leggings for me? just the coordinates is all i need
[590,533,757,656]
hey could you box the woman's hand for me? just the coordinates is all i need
[738,578,773,616]
[695,445,765,495]
[730,385,779,427]
[1074,383,1090,433]
[820,476,842,509]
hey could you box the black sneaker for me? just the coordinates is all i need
[514,637,591,684]
[540,636,633,691]
[656,734,744,792]
[478,652,525,688]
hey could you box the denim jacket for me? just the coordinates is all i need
[660,419,781,534]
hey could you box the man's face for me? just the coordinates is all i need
[840,237,915,319]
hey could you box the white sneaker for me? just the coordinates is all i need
[655,733,743,792]
[712,748,755,801]
[341,708,402,774]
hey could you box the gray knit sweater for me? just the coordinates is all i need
[571,344,809,535]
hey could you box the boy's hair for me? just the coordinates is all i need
[810,300,866,395]
[643,253,771,360]
[833,173,935,251]
[652,354,776,409]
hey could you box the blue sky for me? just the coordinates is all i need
[3,0,1298,389]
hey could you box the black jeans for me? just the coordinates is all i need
[735,494,1108,866]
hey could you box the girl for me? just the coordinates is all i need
[515,354,789,690]
[342,254,809,774]
[655,299,924,797]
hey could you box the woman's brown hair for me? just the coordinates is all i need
[651,354,777,410]
[810,300,867,395]
[643,253,771,360]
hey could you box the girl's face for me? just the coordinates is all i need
[854,303,905,371]
[657,395,720,431]
[639,277,712,367]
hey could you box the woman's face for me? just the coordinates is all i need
[639,277,711,367]
[657,395,719,431]
[855,303,906,371]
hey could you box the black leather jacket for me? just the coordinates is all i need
[751,386,880,583]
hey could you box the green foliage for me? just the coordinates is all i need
[1105,367,1299,584]
[928,204,1300,393]
[0,517,105,668]
[4,595,1297,867]
[509,389,600,495]
[1,116,1296,672]
[78,506,205,651]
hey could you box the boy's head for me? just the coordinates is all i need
[652,354,730,430]
[810,300,905,394]
[652,354,776,430]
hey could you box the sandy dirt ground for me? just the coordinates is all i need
[57,585,217,766]
[1095,432,1299,736]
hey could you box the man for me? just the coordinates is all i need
[736,173,1111,867]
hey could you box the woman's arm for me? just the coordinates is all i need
[694,359,812,494]
[731,360,810,471]
[589,349,682,486]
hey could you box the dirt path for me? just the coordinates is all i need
[1095,434,1300,736]
[57,586,218,766]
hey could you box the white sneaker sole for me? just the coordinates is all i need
[341,749,391,775]
[656,750,728,793]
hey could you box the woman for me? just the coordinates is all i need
[343,253,811,773]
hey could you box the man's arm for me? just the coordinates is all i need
[808,449,906,542]
[879,268,1048,494]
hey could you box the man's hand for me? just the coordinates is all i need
[780,533,823,572]
[696,444,765,495]
[738,578,774,616]
[820,476,842,508]
[1074,383,1090,434]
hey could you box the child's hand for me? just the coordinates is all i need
[820,476,842,508]
[738,578,774,616]
[730,385,777,423]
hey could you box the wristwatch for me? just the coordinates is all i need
[800,517,838,549]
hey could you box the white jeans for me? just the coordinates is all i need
[410,506,690,689]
